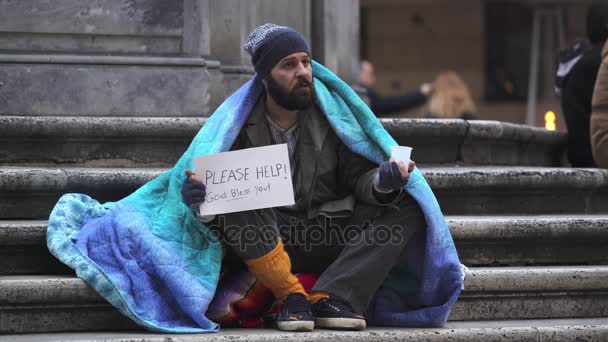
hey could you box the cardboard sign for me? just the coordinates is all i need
[193,144,295,216]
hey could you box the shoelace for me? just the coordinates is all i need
[321,297,354,313]
[283,294,311,314]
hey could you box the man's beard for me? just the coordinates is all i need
[266,75,315,111]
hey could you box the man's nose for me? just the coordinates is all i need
[295,62,310,77]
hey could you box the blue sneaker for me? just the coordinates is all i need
[312,297,366,330]
[276,293,314,331]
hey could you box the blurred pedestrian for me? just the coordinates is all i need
[592,42,608,168]
[559,0,608,167]
[357,60,433,116]
[425,71,478,120]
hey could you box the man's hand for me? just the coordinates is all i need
[420,82,434,97]
[181,169,206,208]
[373,159,416,193]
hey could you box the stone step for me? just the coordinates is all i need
[0,54,222,117]
[1,166,606,219]
[1,266,607,333]
[0,116,565,167]
[454,266,608,320]
[3,215,607,275]
[0,220,72,275]
[0,166,163,219]
[426,166,608,215]
[2,319,608,342]
[0,116,204,167]
[449,215,608,266]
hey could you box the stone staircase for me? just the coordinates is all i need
[2,117,608,341]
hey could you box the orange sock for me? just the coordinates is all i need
[245,239,307,302]
[308,291,330,304]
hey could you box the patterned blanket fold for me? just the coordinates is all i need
[47,61,462,333]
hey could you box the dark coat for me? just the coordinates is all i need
[231,96,390,219]
[561,44,603,167]
[592,42,608,168]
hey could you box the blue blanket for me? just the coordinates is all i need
[47,61,462,333]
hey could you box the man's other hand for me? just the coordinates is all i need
[374,159,416,193]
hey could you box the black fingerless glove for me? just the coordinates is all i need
[181,177,206,208]
[374,161,407,193]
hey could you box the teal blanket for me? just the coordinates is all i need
[47,61,462,333]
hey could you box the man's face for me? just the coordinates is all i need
[358,61,376,87]
[265,52,315,111]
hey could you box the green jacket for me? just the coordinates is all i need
[231,96,391,219]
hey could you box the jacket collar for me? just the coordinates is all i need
[298,103,330,203]
[299,103,330,153]
[244,95,272,148]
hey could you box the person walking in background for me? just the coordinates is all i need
[425,71,479,120]
[559,1,608,167]
[592,41,608,168]
[357,60,433,116]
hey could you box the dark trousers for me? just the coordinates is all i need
[208,193,425,312]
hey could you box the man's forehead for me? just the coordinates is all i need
[278,52,310,63]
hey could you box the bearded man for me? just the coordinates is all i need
[181,23,425,332]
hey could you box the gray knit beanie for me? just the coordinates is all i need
[243,23,311,79]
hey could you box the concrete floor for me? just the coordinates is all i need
[3,318,608,342]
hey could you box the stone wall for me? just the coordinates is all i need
[312,0,360,84]
[0,0,359,117]
[0,0,213,116]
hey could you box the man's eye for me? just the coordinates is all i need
[302,60,310,66]
[284,62,295,68]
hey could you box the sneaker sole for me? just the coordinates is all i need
[315,317,366,330]
[277,320,315,332]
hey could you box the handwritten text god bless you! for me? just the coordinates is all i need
[204,163,290,202]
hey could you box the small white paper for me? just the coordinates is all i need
[193,144,295,216]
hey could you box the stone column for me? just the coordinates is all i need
[311,0,360,83]
[208,0,312,96]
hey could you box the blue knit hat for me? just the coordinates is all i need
[243,23,311,79]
